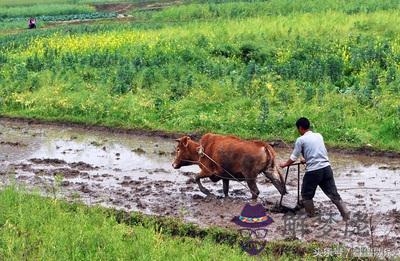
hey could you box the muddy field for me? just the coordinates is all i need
[0,118,399,254]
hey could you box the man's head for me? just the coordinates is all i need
[295,117,310,135]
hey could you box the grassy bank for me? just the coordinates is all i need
[0,186,247,260]
[0,4,95,19]
[0,0,399,151]
[0,186,324,260]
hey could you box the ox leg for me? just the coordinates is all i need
[195,171,211,195]
[223,179,229,197]
[247,179,260,199]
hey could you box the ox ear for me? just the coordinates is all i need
[182,136,191,147]
[175,138,180,143]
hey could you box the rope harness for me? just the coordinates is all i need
[181,145,267,196]
[180,145,307,209]
[197,145,257,181]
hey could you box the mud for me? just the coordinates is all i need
[0,118,399,255]
[3,116,399,158]
[93,3,134,13]
[93,0,182,14]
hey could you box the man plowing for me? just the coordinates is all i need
[280,117,350,221]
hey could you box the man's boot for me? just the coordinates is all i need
[332,200,350,221]
[302,199,316,217]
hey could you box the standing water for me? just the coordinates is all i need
[0,118,399,252]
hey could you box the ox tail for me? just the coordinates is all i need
[263,143,276,170]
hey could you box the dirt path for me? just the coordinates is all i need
[0,118,399,254]
[93,0,182,14]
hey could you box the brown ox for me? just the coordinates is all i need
[172,133,287,199]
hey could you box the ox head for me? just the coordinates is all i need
[264,166,287,195]
[172,136,198,169]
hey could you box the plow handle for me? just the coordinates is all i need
[279,162,304,208]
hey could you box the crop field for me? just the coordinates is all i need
[0,0,400,259]
[1,0,400,151]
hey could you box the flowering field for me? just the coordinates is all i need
[1,0,400,151]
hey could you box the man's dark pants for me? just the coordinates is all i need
[301,165,341,201]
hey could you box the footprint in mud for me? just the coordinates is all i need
[61,180,70,186]
[180,171,196,177]
[33,168,84,179]
[31,132,41,137]
[9,163,32,172]
[148,168,169,174]
[120,180,141,187]
[153,182,164,187]
[180,187,194,193]
[16,175,30,181]
[61,149,74,154]
[155,150,168,156]
[30,158,67,165]
[0,141,27,147]
[69,162,98,171]
[90,141,103,147]
[231,189,246,196]
[136,200,146,209]
[131,148,145,154]
[79,185,91,193]
[192,194,204,200]
[186,177,195,184]
[379,166,400,171]
[112,199,123,205]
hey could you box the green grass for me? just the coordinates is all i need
[0,186,248,260]
[0,0,399,152]
[0,4,95,19]
[131,0,400,20]
[0,0,168,7]
[0,186,326,260]
[0,0,77,6]
[0,20,35,31]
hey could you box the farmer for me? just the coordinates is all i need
[28,17,36,29]
[279,117,350,221]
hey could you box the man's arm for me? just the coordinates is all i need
[279,158,295,168]
[279,138,302,168]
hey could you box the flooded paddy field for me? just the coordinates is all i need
[0,118,399,253]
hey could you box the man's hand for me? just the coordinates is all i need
[279,162,288,168]
[279,159,295,168]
